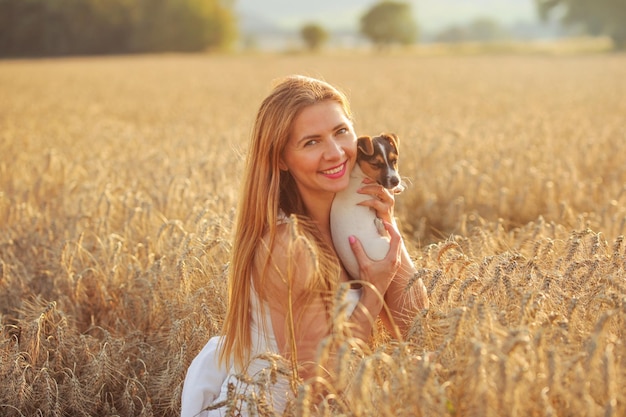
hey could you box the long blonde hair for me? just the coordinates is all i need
[219,75,352,368]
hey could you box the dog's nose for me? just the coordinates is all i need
[389,176,400,188]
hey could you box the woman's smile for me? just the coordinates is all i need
[321,161,348,178]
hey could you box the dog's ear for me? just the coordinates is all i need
[357,136,375,156]
[381,133,399,152]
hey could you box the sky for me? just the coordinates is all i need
[235,0,539,33]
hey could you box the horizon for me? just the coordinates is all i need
[235,0,540,33]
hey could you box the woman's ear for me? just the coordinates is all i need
[278,159,288,171]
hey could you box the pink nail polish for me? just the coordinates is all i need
[349,236,356,244]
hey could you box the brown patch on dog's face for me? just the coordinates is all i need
[356,133,401,189]
[382,132,399,153]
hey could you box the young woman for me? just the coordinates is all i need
[181,75,428,416]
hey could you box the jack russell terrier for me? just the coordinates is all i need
[331,133,404,279]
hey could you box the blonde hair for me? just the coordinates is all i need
[219,75,352,368]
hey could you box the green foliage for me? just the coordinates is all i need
[0,0,137,55]
[360,1,418,47]
[300,23,329,51]
[133,0,237,52]
[0,0,237,56]
[536,0,626,49]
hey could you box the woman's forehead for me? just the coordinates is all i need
[291,101,349,132]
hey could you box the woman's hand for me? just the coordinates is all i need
[345,221,403,340]
[348,220,402,296]
[357,178,396,225]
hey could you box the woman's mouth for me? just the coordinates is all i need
[321,162,347,179]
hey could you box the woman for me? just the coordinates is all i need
[181,75,428,416]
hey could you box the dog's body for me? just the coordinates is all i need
[330,133,402,279]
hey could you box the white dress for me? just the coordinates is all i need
[181,286,361,417]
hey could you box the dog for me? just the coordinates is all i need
[330,133,403,280]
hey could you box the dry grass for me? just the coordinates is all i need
[1,51,625,416]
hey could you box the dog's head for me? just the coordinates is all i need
[356,133,401,190]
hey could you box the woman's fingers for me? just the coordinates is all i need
[348,234,365,261]
[348,221,402,291]
[384,221,402,261]
[357,184,395,221]
[349,221,401,264]
[358,184,393,202]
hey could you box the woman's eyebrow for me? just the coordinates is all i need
[297,123,348,145]
[298,133,320,144]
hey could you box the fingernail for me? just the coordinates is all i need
[349,236,356,244]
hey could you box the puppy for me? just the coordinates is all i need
[331,133,403,280]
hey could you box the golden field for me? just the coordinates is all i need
[1,51,625,416]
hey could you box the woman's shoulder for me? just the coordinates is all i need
[256,215,290,267]
[259,224,298,265]
[254,216,314,302]
[257,216,314,278]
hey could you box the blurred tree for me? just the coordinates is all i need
[536,0,626,49]
[0,0,43,56]
[0,0,136,55]
[300,23,328,51]
[133,0,237,52]
[360,1,418,47]
[0,0,237,56]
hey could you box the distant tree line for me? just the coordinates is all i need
[435,18,510,43]
[299,2,418,52]
[0,0,237,57]
[300,0,625,52]
[536,0,625,50]
[2,0,624,56]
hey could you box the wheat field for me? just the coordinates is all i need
[1,51,625,416]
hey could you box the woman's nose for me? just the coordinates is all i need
[324,138,345,159]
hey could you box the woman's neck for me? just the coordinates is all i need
[303,197,332,235]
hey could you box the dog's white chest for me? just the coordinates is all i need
[330,165,391,279]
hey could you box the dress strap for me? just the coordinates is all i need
[277,209,289,225]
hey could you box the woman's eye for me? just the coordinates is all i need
[337,127,348,135]
[304,139,318,147]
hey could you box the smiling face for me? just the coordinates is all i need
[280,100,357,211]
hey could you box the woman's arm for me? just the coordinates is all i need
[259,222,402,381]
[356,181,429,338]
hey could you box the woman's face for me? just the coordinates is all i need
[280,100,357,207]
